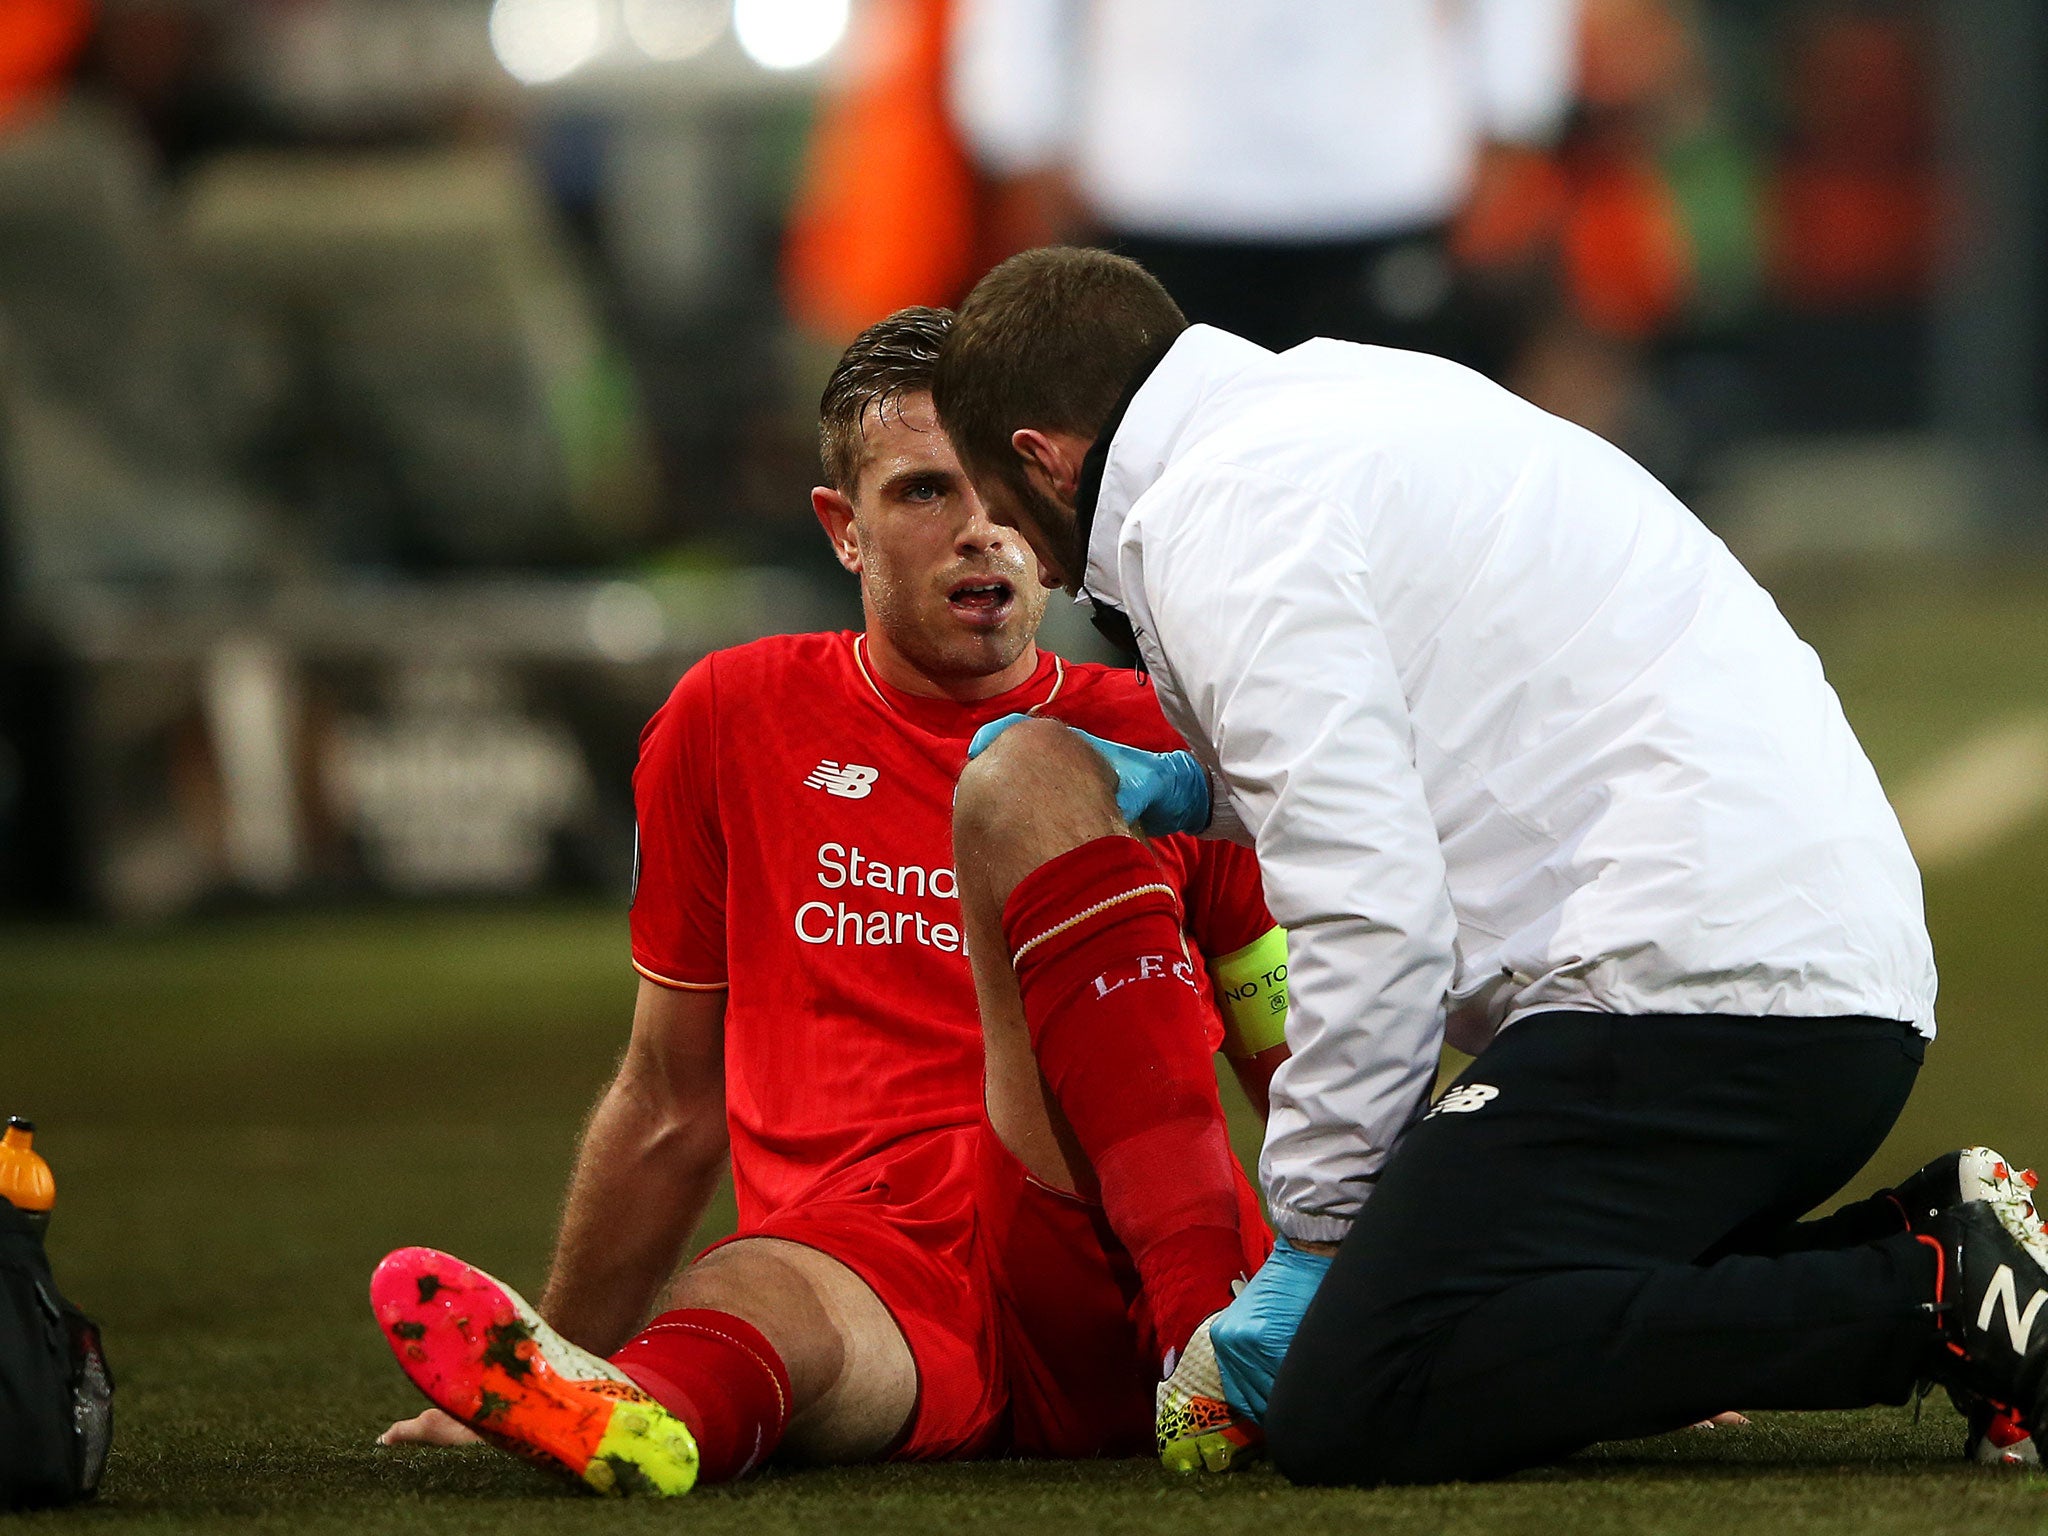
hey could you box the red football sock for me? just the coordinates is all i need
[1004,836,1250,1367]
[610,1308,793,1483]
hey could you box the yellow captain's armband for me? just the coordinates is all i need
[1210,926,1290,1058]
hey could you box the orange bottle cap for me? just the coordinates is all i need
[0,1117,55,1213]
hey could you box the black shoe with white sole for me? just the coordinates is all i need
[1887,1148,2043,1464]
[1921,1186,2048,1448]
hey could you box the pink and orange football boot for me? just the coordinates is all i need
[370,1246,699,1496]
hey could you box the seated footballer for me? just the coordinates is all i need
[367,306,1292,1493]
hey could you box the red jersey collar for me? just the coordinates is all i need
[850,634,1068,739]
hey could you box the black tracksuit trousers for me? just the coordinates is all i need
[1263,1011,1940,1486]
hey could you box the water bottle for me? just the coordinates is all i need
[0,1116,55,1239]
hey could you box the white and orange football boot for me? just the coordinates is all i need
[1888,1147,2041,1233]
[1156,1314,1263,1474]
[370,1246,699,1497]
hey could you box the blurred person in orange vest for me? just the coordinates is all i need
[783,0,985,343]
[1766,8,1935,315]
[1453,0,1717,455]
[1749,5,1936,433]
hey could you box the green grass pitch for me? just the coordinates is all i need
[8,564,2048,1533]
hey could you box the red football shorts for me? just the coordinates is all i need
[706,1122,1270,1460]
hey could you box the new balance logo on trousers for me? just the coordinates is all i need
[1426,1084,1499,1119]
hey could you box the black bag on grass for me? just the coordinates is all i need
[0,1200,112,1509]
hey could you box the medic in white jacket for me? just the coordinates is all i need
[1045,324,1935,1246]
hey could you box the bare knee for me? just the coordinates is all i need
[953,717,1115,841]
[953,718,1126,902]
[665,1238,913,1464]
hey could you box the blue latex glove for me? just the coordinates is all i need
[1210,1236,1335,1423]
[966,713,1211,837]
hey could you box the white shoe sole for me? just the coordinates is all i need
[1963,1148,2048,1271]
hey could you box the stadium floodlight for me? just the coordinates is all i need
[732,0,848,71]
[622,0,725,62]
[489,0,611,85]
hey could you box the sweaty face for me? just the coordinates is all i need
[848,395,1050,686]
[981,470,1086,595]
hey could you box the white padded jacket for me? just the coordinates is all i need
[1076,326,1938,1243]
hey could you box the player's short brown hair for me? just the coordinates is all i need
[818,306,954,496]
[933,247,1186,496]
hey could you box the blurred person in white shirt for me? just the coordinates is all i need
[949,0,1578,360]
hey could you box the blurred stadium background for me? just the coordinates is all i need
[3,0,2046,1528]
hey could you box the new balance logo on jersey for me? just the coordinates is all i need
[1427,1083,1500,1119]
[804,761,880,799]
[1978,1264,2047,1351]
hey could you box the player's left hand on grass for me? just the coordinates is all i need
[378,1408,482,1448]
[967,713,1211,837]
[1209,1235,1335,1423]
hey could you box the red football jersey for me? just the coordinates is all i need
[630,632,1273,1229]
